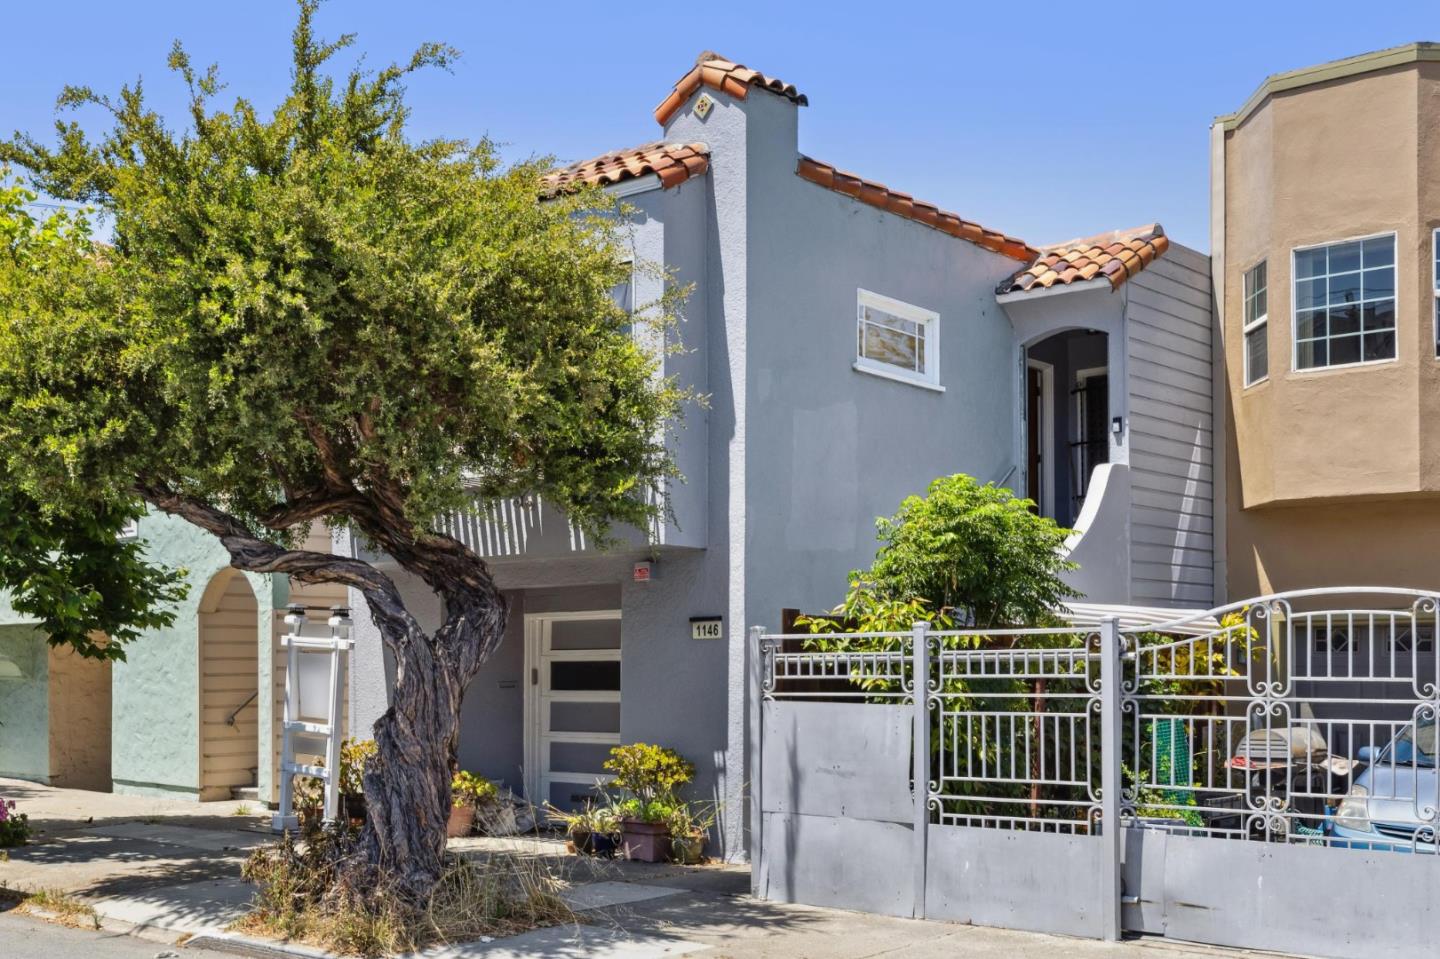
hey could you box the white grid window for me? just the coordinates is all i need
[854,289,941,390]
[1243,261,1268,386]
[1293,234,1396,370]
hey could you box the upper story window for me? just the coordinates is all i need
[1432,229,1440,357]
[1292,233,1396,371]
[854,288,942,391]
[611,260,634,315]
[1243,261,1268,386]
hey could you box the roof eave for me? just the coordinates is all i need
[996,276,1114,304]
[1216,41,1440,131]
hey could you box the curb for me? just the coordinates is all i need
[185,931,340,958]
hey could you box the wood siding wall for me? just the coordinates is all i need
[200,571,260,799]
[1126,245,1215,607]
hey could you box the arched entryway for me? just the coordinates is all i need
[1024,327,1111,527]
[198,569,260,801]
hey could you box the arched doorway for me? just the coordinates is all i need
[1023,328,1110,527]
[198,569,260,801]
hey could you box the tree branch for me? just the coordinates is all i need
[257,486,365,531]
[138,482,421,648]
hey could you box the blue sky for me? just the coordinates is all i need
[4,1,1437,251]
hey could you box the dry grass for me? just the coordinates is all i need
[235,831,577,958]
[11,887,101,930]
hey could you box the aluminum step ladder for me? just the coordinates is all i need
[272,604,353,833]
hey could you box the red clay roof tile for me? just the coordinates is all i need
[654,51,808,126]
[795,156,1038,262]
[999,224,1170,294]
[542,142,710,195]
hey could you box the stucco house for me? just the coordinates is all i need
[1212,42,1440,605]
[341,53,1213,854]
[0,53,1214,854]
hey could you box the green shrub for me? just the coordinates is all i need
[603,744,694,806]
[865,472,1077,628]
[451,771,497,808]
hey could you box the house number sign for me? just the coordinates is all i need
[690,616,723,640]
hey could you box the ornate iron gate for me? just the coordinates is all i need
[751,588,1440,959]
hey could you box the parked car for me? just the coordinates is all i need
[1328,719,1440,852]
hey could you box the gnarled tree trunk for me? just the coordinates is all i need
[356,565,507,897]
[142,484,508,902]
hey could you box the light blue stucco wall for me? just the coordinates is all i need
[109,511,275,799]
[0,510,278,798]
[0,624,49,781]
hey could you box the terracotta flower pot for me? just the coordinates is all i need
[447,803,476,838]
[619,818,671,862]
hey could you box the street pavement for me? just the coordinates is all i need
[0,909,237,959]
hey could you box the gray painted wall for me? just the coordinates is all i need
[1001,243,1214,609]
[1125,244,1215,607]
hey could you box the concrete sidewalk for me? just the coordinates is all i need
[1,778,1261,958]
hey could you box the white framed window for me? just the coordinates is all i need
[118,518,139,541]
[853,288,942,391]
[1432,228,1439,357]
[1243,260,1268,386]
[1292,233,1396,371]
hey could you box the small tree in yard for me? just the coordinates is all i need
[0,1,682,903]
[810,473,1077,632]
[803,474,1079,821]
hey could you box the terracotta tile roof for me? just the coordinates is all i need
[541,142,710,196]
[1000,224,1170,295]
[655,52,807,126]
[795,156,1037,262]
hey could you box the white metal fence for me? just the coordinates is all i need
[750,588,1440,958]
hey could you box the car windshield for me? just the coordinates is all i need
[1387,720,1438,768]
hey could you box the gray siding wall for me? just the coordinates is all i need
[1124,243,1215,607]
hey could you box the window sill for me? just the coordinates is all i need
[852,362,945,392]
[1291,355,1399,376]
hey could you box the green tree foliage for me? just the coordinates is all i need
[0,188,188,659]
[809,473,1077,632]
[0,0,685,896]
[799,474,1081,822]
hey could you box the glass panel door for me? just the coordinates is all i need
[528,612,621,812]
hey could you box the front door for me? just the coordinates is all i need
[523,611,622,812]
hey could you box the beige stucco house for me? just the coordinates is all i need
[1212,43,1440,600]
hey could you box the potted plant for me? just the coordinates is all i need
[603,743,695,863]
[449,770,496,838]
[615,798,679,861]
[549,802,620,856]
[667,801,717,864]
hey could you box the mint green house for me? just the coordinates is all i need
[0,513,342,800]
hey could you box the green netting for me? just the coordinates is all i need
[1152,717,1203,827]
